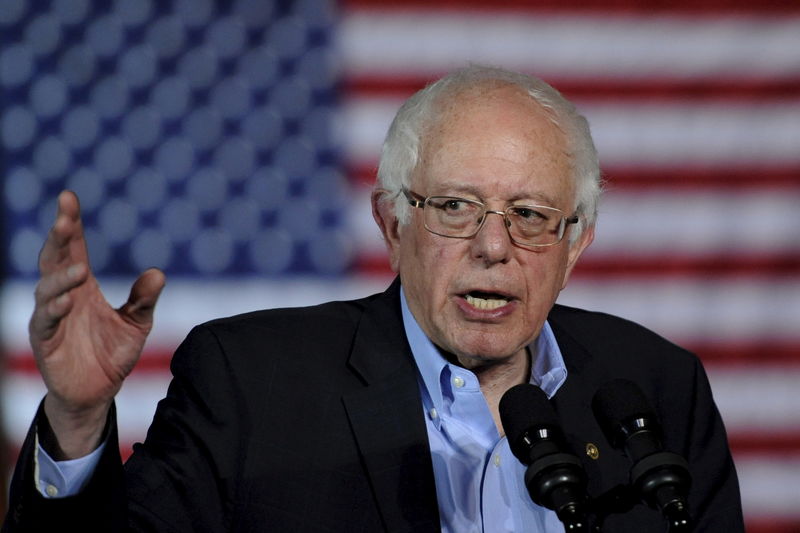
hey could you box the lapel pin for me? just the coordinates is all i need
[586,442,600,460]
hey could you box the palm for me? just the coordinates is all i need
[36,275,153,408]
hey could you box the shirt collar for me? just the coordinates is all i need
[399,286,568,415]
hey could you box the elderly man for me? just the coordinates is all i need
[4,66,743,532]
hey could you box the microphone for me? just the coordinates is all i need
[500,384,589,531]
[591,379,692,531]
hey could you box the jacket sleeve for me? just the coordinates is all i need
[121,324,247,532]
[2,402,127,532]
[3,324,246,533]
[680,357,745,531]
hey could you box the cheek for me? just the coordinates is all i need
[398,228,435,289]
[521,249,571,299]
[400,235,464,306]
[406,225,455,266]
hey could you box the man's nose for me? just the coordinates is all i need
[470,210,513,265]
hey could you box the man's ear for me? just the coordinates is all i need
[561,222,595,290]
[371,189,402,272]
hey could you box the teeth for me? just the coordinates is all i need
[465,294,509,310]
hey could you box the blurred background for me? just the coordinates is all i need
[1,0,798,530]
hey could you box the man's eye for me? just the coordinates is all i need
[431,198,469,211]
[513,207,547,220]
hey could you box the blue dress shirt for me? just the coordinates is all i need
[400,288,568,532]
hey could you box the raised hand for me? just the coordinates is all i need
[29,191,166,458]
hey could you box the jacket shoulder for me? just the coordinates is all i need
[548,303,699,369]
[158,293,379,375]
[202,293,376,334]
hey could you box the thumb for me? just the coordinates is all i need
[120,268,166,328]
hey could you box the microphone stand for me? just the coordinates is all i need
[579,484,693,533]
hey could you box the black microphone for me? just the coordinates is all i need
[500,384,589,531]
[591,379,692,531]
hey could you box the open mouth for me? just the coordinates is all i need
[464,291,510,310]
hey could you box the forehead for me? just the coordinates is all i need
[415,85,574,205]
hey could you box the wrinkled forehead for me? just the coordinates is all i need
[413,84,574,200]
[424,81,565,139]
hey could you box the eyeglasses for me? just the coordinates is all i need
[403,188,579,248]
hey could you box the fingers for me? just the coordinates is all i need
[39,191,89,274]
[119,268,166,328]
[31,190,91,343]
[30,262,90,342]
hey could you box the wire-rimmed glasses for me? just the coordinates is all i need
[403,188,579,248]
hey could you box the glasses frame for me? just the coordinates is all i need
[402,188,579,248]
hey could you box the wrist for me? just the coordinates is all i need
[42,395,112,459]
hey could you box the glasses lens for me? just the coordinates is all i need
[507,205,565,246]
[425,197,484,237]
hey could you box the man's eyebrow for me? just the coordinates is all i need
[430,182,560,206]
[428,182,481,197]
[509,193,560,207]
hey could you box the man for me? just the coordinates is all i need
[4,66,743,531]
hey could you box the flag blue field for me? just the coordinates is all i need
[2,1,799,530]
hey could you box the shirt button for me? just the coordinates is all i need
[493,454,502,467]
[429,408,438,420]
[453,376,465,388]
[45,484,58,497]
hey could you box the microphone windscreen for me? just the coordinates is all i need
[591,378,656,447]
[499,383,559,451]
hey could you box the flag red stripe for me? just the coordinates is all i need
[15,433,795,466]
[695,343,800,364]
[353,254,800,279]
[730,434,800,455]
[601,168,800,189]
[6,342,799,372]
[9,429,799,462]
[571,257,800,278]
[348,165,800,189]
[744,522,800,533]
[343,0,800,14]
[345,76,800,101]
[3,426,789,463]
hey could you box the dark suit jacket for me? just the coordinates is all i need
[4,280,743,532]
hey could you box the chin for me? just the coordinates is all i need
[450,334,526,362]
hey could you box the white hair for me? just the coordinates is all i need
[375,65,602,243]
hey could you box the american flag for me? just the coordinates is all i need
[1,1,799,530]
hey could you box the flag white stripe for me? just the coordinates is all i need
[2,277,799,354]
[0,279,391,353]
[708,366,800,433]
[1,374,170,451]
[2,368,795,443]
[738,458,800,519]
[588,190,800,255]
[340,11,800,80]
[339,97,800,167]
[559,278,800,344]
[349,186,800,257]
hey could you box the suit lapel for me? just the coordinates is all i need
[342,281,440,533]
